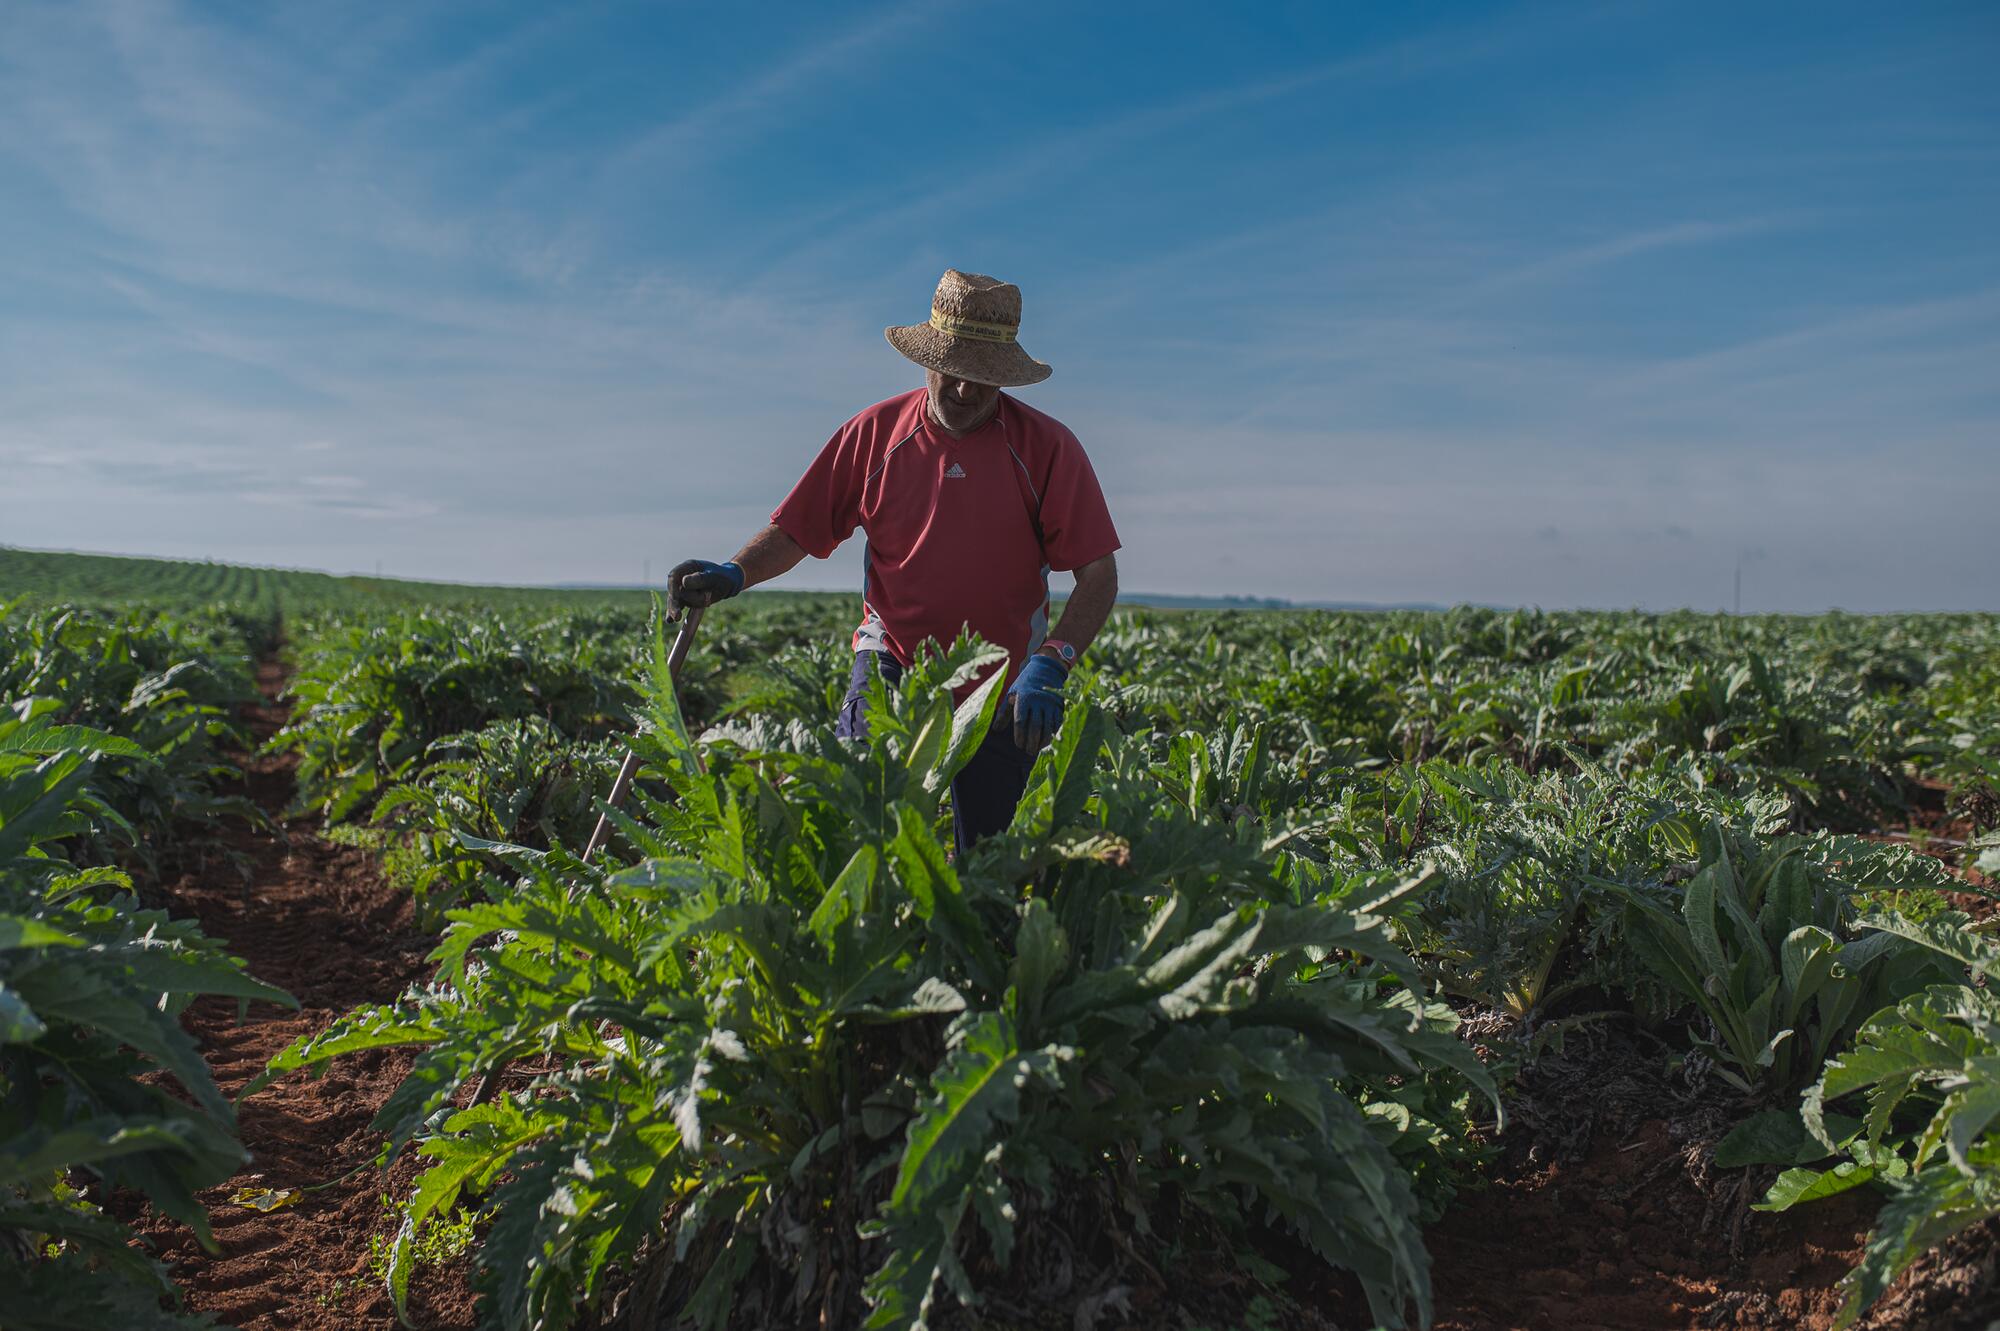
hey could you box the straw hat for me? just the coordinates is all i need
[885,269,1052,387]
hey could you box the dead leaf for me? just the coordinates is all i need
[229,1186,301,1212]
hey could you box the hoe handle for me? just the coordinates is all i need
[582,605,703,861]
[471,606,706,1110]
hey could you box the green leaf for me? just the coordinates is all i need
[890,805,1003,996]
[0,914,81,951]
[863,1012,1064,1330]
[1681,858,1736,995]
[0,722,156,761]
[1007,898,1069,1038]
[20,969,232,1121]
[1754,1160,1880,1211]
[118,948,297,1009]
[902,695,953,805]
[1857,911,1999,978]
[809,843,879,947]
[1011,703,1109,838]
[927,664,1007,797]
[383,1226,417,1325]
[0,1118,207,1189]
[1833,1148,2000,1327]
[248,1005,443,1095]
[1716,1108,1859,1168]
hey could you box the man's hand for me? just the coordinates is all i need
[666,559,744,616]
[1006,653,1068,753]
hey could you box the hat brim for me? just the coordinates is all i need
[885,324,1052,388]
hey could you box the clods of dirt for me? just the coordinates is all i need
[116,656,478,1331]
[1427,1117,1872,1331]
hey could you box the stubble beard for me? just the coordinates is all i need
[927,386,998,436]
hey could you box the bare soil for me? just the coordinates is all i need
[1424,1121,1998,1331]
[122,657,477,1330]
[1425,1113,1868,1331]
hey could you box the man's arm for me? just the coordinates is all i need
[729,524,807,589]
[1046,552,1118,656]
[666,524,808,614]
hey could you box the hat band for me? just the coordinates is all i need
[930,309,1018,343]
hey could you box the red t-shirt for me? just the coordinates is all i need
[771,389,1120,680]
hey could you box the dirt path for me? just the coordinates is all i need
[1424,1117,1875,1331]
[128,657,475,1330]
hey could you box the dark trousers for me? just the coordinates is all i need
[835,652,1034,857]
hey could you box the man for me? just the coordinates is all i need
[667,269,1121,853]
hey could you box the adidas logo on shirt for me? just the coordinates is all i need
[943,462,967,478]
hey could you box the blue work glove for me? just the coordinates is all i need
[666,559,744,617]
[1006,652,1068,753]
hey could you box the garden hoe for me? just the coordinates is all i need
[468,604,704,1108]
[582,603,704,858]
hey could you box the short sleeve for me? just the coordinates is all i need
[771,420,866,560]
[1037,431,1121,572]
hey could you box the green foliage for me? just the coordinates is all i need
[1753,914,2000,1327]
[264,627,1497,1331]
[21,554,2000,1327]
[368,1191,484,1299]
[0,734,292,1326]
[1306,757,1705,1021]
[275,610,643,819]
[1609,816,1957,1093]
[372,717,622,926]
[0,598,292,1326]
[1597,653,1914,830]
[0,603,257,862]
[1917,646,2000,829]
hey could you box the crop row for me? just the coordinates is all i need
[0,603,293,1328]
[255,596,1999,1329]
[4,580,1996,1329]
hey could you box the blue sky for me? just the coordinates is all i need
[2,1,1996,610]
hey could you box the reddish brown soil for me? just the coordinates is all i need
[124,658,477,1330]
[1425,1128,1999,1331]
[1425,1118,1873,1331]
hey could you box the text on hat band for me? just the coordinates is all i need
[929,309,1019,343]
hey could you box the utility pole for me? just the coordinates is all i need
[1734,549,1743,616]
[643,557,651,588]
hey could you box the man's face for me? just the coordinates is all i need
[926,369,1000,434]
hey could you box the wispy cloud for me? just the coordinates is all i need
[1463,217,1799,298]
[736,9,1544,296]
[604,0,948,178]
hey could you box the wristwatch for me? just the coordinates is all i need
[1037,639,1079,667]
